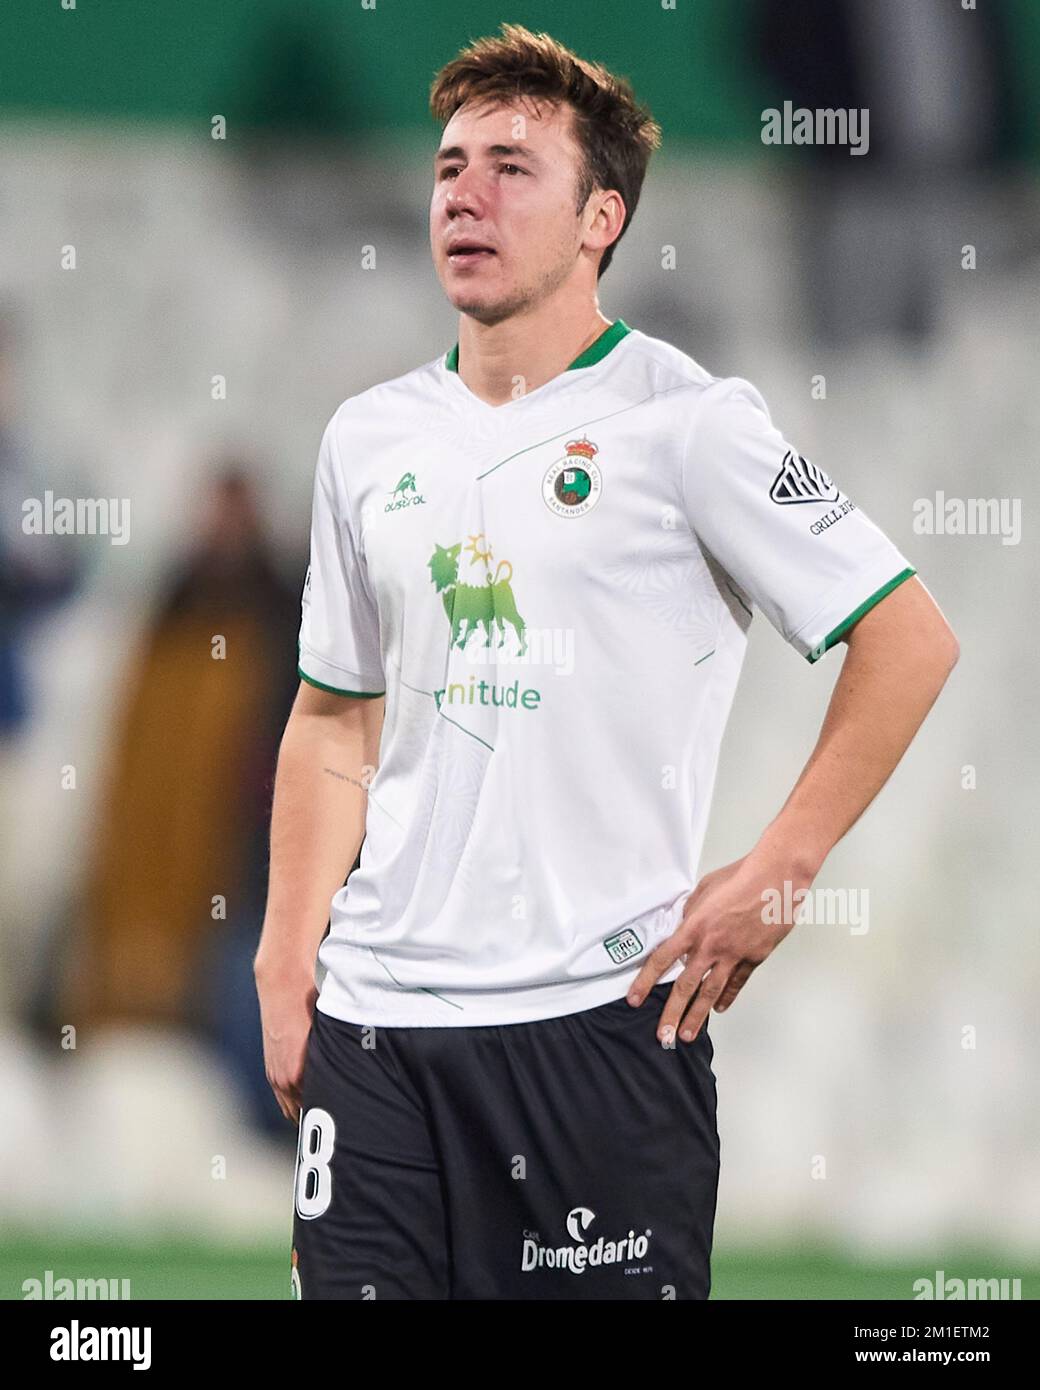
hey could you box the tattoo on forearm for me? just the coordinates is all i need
[323,766,366,790]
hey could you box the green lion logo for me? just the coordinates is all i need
[427,533,527,654]
[393,472,417,497]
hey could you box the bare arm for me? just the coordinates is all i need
[254,680,384,1121]
[754,575,960,874]
[628,576,960,1043]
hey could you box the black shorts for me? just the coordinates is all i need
[290,982,720,1300]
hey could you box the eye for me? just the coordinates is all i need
[499,163,525,176]
[440,165,462,180]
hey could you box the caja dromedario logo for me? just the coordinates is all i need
[427,533,527,655]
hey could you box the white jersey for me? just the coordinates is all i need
[299,320,915,1026]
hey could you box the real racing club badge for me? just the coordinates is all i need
[542,436,603,517]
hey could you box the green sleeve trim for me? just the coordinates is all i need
[298,666,384,698]
[806,566,917,663]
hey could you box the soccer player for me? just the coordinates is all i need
[255,24,959,1300]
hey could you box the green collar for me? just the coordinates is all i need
[444,318,631,375]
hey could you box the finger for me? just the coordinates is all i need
[628,932,697,1006]
[286,1078,304,1123]
[274,1085,296,1124]
[714,960,758,1012]
[654,958,714,1043]
[677,965,729,1042]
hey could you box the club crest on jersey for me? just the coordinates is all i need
[542,436,602,517]
[769,450,839,505]
[385,471,427,512]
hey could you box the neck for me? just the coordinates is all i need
[455,299,612,407]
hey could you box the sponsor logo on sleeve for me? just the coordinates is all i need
[769,450,840,505]
[770,450,859,533]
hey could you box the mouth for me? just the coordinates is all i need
[447,242,496,267]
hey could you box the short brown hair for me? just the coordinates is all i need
[429,23,662,280]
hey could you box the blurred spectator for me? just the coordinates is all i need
[0,308,82,737]
[63,469,300,1132]
[0,307,85,1020]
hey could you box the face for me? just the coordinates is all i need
[430,98,605,325]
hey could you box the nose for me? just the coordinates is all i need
[444,166,482,218]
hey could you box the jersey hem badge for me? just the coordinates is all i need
[769,450,839,505]
[542,437,603,517]
[604,927,642,964]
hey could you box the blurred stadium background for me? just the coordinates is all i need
[1,0,1038,1300]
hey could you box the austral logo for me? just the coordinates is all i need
[385,471,427,512]
[521,1207,652,1275]
[769,450,840,505]
[542,436,603,517]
